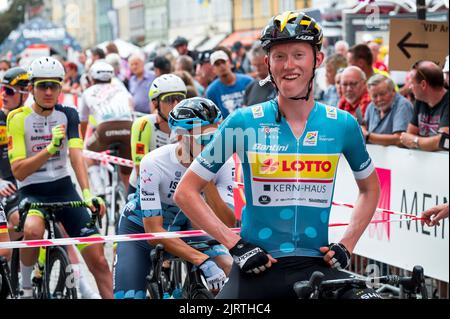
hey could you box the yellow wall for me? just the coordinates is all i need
[233,0,311,31]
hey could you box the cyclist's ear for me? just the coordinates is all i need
[315,51,325,69]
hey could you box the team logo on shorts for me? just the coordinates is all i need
[303,131,319,146]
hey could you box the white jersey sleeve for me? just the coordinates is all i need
[212,158,235,208]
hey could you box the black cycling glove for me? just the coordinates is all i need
[229,239,270,275]
[328,243,352,270]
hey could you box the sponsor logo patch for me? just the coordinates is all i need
[304,131,318,146]
[252,105,264,119]
[326,106,337,120]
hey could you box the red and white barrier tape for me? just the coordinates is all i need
[0,216,423,250]
[83,150,134,168]
[0,229,241,250]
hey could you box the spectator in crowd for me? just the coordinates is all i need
[92,47,106,62]
[195,50,215,95]
[368,41,389,73]
[348,44,391,84]
[334,40,349,57]
[335,68,345,101]
[362,74,413,146]
[105,53,128,89]
[62,62,81,94]
[172,36,198,61]
[105,42,119,56]
[129,53,156,114]
[400,61,449,151]
[153,56,172,77]
[175,55,204,96]
[76,50,87,75]
[243,42,276,106]
[105,42,131,85]
[205,50,253,118]
[174,70,199,98]
[338,66,371,124]
[443,56,449,88]
[232,41,251,74]
[320,54,347,107]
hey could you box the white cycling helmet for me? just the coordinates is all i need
[90,60,115,82]
[148,74,187,101]
[28,57,65,81]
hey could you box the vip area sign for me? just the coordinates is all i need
[389,19,449,71]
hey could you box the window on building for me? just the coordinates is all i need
[278,0,295,12]
[242,0,253,19]
[262,0,271,17]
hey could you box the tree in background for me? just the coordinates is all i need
[0,0,44,45]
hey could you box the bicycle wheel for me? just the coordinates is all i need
[44,246,77,299]
[189,285,214,299]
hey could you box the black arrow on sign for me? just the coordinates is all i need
[397,32,429,59]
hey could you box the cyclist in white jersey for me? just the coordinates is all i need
[128,74,187,196]
[80,61,134,190]
[113,98,235,299]
[7,57,112,298]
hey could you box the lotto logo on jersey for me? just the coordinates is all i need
[249,152,340,180]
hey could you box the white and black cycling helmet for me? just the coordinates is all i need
[169,97,222,133]
[90,60,115,82]
[148,74,187,101]
[28,57,65,82]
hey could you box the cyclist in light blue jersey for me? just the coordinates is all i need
[174,11,382,299]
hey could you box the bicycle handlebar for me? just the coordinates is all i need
[16,199,102,232]
[295,266,428,299]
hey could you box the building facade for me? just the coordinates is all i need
[48,0,97,49]
[144,0,169,44]
[233,0,312,32]
[168,0,232,48]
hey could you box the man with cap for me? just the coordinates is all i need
[195,50,216,94]
[205,50,253,118]
[232,41,251,74]
[172,36,198,61]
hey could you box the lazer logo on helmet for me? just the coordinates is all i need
[296,35,314,41]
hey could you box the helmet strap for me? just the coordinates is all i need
[156,100,168,122]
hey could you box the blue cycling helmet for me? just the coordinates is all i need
[168,97,222,133]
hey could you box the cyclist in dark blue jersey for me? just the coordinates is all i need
[174,11,382,299]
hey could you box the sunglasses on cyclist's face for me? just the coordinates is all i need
[184,131,217,146]
[0,85,28,96]
[159,93,186,104]
[34,80,62,92]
